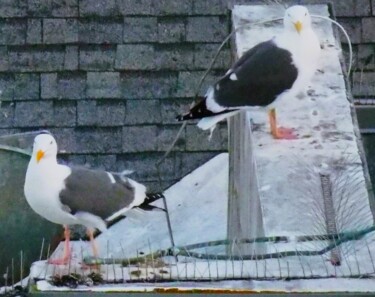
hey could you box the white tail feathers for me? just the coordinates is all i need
[197,110,241,130]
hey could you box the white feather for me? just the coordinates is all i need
[197,110,241,130]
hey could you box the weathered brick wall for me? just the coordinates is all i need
[0,0,373,190]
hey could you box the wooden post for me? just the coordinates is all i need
[227,111,265,256]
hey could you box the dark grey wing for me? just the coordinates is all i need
[214,40,298,108]
[59,167,136,220]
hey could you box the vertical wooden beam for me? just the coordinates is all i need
[227,111,265,256]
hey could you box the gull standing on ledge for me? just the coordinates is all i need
[176,5,321,139]
[24,132,164,265]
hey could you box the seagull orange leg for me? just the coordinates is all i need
[48,225,71,265]
[268,108,297,140]
[87,229,99,258]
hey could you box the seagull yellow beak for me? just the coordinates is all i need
[36,150,45,163]
[294,21,303,33]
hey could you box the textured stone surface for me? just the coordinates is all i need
[14,101,53,127]
[9,47,65,72]
[185,124,227,151]
[0,19,26,45]
[28,0,78,17]
[121,72,178,99]
[115,44,155,70]
[53,101,77,127]
[334,0,371,17]
[117,0,156,15]
[123,17,158,42]
[0,0,27,17]
[358,44,375,70]
[79,45,115,71]
[79,20,123,44]
[79,0,119,17]
[155,45,194,70]
[122,125,158,152]
[125,100,161,124]
[13,73,39,100]
[77,100,125,126]
[43,19,78,44]
[64,46,79,70]
[0,47,9,71]
[362,17,375,43]
[186,16,228,42]
[27,19,42,44]
[87,72,121,98]
[155,0,193,15]
[158,18,186,43]
[0,102,14,128]
[338,18,362,44]
[193,0,227,15]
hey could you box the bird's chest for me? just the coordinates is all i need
[24,165,70,216]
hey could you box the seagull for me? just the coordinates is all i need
[176,5,321,139]
[24,132,164,265]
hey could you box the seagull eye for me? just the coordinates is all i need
[305,12,307,16]
[50,141,53,145]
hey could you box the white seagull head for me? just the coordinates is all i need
[32,133,58,164]
[283,5,312,34]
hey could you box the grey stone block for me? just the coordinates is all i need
[193,0,227,15]
[122,125,158,152]
[77,100,125,126]
[116,152,176,181]
[155,0,193,15]
[13,74,39,100]
[0,102,14,128]
[53,100,76,127]
[0,74,14,100]
[79,45,115,71]
[28,0,78,17]
[83,154,117,171]
[117,0,156,15]
[362,17,375,43]
[87,72,121,98]
[352,71,375,96]
[337,18,361,44]
[125,99,161,124]
[123,17,158,42]
[65,46,79,70]
[160,98,194,124]
[74,127,122,153]
[157,18,185,43]
[334,0,371,17]
[27,19,42,44]
[185,124,227,151]
[42,72,85,99]
[79,0,119,16]
[176,71,218,97]
[0,0,27,17]
[157,125,186,151]
[194,43,231,70]
[41,73,58,99]
[43,19,78,44]
[9,47,65,72]
[176,151,218,178]
[121,72,178,99]
[155,45,194,70]
[186,16,228,42]
[0,47,9,71]
[58,72,86,99]
[358,44,375,70]
[79,20,123,44]
[14,101,53,127]
[0,20,26,45]
[115,44,155,70]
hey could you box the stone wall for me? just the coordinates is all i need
[0,0,373,190]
